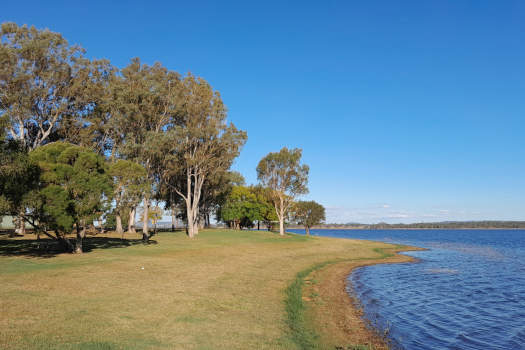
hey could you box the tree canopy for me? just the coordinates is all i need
[28,142,113,252]
[257,147,309,236]
[293,200,326,235]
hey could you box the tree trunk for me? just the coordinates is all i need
[205,212,210,228]
[75,223,86,254]
[257,220,260,230]
[14,211,26,236]
[98,216,105,234]
[305,225,310,235]
[116,213,124,237]
[142,198,149,242]
[128,207,136,233]
[186,200,195,238]
[115,214,123,233]
[171,208,176,232]
[278,200,285,236]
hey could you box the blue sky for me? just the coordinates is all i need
[4,1,525,223]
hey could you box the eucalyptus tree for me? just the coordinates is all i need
[256,147,309,236]
[0,22,112,233]
[293,200,326,235]
[158,74,247,238]
[0,22,112,150]
[111,58,181,241]
[109,159,148,235]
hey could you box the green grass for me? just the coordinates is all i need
[0,229,402,349]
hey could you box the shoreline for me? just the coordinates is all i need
[301,244,425,349]
[288,227,525,230]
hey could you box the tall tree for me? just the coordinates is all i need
[109,159,148,235]
[256,147,309,236]
[158,74,246,238]
[0,22,111,150]
[0,22,112,234]
[112,58,181,241]
[293,200,326,235]
[27,142,113,253]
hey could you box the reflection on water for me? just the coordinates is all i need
[288,229,525,350]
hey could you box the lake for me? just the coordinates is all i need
[287,229,525,350]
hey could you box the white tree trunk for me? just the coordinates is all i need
[128,207,136,233]
[116,213,123,236]
[142,197,149,241]
[278,197,285,236]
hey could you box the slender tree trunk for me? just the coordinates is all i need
[142,197,150,242]
[116,213,123,236]
[186,200,195,238]
[98,215,105,234]
[75,222,86,254]
[128,207,136,233]
[171,208,176,232]
[205,212,210,228]
[14,211,26,236]
[305,225,310,235]
[257,220,260,230]
[278,198,285,236]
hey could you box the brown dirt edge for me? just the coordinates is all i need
[302,245,426,349]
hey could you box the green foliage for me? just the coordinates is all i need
[294,200,326,232]
[0,22,112,150]
[109,159,148,215]
[251,185,279,227]
[28,142,113,234]
[256,147,309,197]
[219,186,260,228]
[0,139,40,216]
[257,147,309,235]
[140,205,163,225]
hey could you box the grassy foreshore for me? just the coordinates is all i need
[0,229,419,349]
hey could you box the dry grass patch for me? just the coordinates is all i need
[0,229,416,349]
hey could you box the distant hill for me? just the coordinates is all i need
[289,221,525,229]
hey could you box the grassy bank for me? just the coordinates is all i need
[0,229,414,349]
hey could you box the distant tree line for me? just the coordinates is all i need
[0,23,325,252]
[313,221,525,229]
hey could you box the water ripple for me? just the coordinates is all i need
[290,229,525,350]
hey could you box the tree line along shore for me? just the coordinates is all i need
[295,221,525,230]
[0,22,327,253]
[0,22,425,350]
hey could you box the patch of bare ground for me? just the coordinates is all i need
[303,246,425,349]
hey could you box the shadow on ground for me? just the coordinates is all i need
[0,233,158,258]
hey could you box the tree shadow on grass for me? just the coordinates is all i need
[0,235,157,258]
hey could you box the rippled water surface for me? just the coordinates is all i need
[288,229,525,350]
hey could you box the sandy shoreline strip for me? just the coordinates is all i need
[302,245,425,349]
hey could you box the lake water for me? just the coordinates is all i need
[287,229,525,350]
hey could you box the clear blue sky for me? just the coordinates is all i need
[4,1,525,223]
